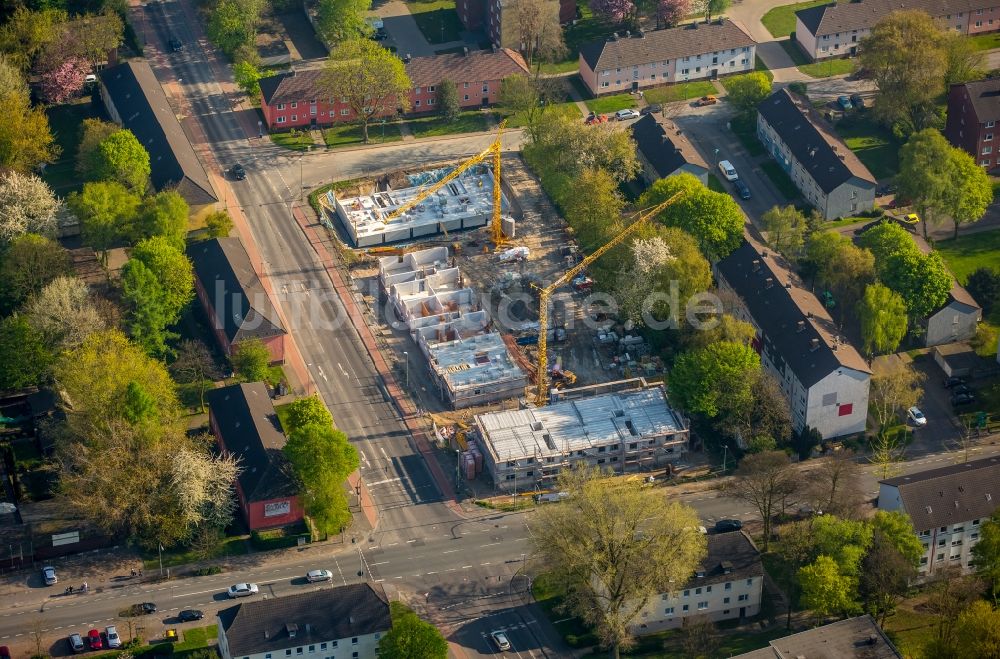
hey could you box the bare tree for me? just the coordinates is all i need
[29,617,46,658]
[924,565,984,644]
[869,429,908,480]
[777,520,816,629]
[680,615,719,658]
[24,276,107,350]
[721,451,799,551]
[870,358,925,430]
[805,451,865,519]
[169,339,221,411]
[508,0,567,67]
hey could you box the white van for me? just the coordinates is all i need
[534,491,570,504]
[718,159,738,181]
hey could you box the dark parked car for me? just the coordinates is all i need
[68,634,85,653]
[943,376,967,388]
[373,28,388,40]
[402,53,412,63]
[952,392,976,407]
[230,163,246,180]
[733,179,751,200]
[715,519,743,532]
[850,93,865,109]
[168,38,183,52]
[837,95,853,111]
[640,103,663,115]
[178,609,204,622]
[129,602,157,616]
[952,384,974,396]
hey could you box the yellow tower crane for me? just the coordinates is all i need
[381,121,509,248]
[533,191,686,406]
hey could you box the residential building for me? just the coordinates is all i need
[476,380,688,492]
[258,49,528,130]
[217,584,391,659]
[457,0,575,46]
[733,615,902,658]
[714,238,872,440]
[757,89,876,219]
[631,114,710,185]
[795,0,1000,61]
[878,456,1000,576]
[97,60,217,207]
[206,383,303,531]
[578,20,756,96]
[632,531,763,633]
[945,78,1000,172]
[925,284,982,347]
[187,238,287,363]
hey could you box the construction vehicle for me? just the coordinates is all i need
[532,191,685,406]
[381,121,511,248]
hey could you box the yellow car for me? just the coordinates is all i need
[901,213,920,224]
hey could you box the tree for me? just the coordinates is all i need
[169,443,240,531]
[722,372,793,448]
[951,601,1000,659]
[123,380,158,425]
[721,451,798,551]
[0,233,70,313]
[169,340,220,411]
[0,54,28,100]
[320,39,411,143]
[683,311,756,351]
[206,0,266,56]
[0,76,60,174]
[0,315,52,390]
[526,112,641,183]
[68,181,141,260]
[858,283,908,355]
[897,128,953,236]
[923,566,985,650]
[882,250,952,318]
[378,602,448,659]
[704,0,730,22]
[860,11,948,134]
[284,423,359,534]
[657,0,691,27]
[966,267,1000,315]
[559,167,624,251]
[639,173,744,258]
[499,75,567,141]
[799,555,860,618]
[777,521,816,628]
[943,31,985,86]
[942,146,993,238]
[761,205,807,258]
[35,55,87,103]
[972,510,1000,605]
[669,341,761,419]
[869,428,908,480]
[56,12,124,68]
[24,276,106,351]
[94,129,151,192]
[859,531,916,626]
[725,72,771,119]
[130,236,194,323]
[870,509,924,566]
[508,0,566,66]
[76,118,119,178]
[680,616,719,659]
[0,170,60,243]
[282,395,334,433]
[811,514,873,575]
[806,230,875,313]
[314,0,372,45]
[0,7,66,73]
[204,210,233,239]
[804,451,864,519]
[590,0,635,24]
[230,338,272,382]
[437,79,459,122]
[233,60,262,97]
[528,466,706,658]
[121,258,173,357]
[134,190,189,246]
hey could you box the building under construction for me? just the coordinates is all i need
[475,380,689,493]
[333,166,509,247]
[379,247,527,409]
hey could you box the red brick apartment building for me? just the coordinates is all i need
[456,0,576,49]
[258,48,529,130]
[945,78,1000,172]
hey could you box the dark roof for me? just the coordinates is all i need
[260,69,323,106]
[732,615,902,659]
[955,78,1000,124]
[794,0,998,37]
[218,584,391,655]
[880,456,1000,531]
[97,60,217,206]
[686,531,762,588]
[758,89,875,194]
[405,48,529,87]
[631,115,708,178]
[715,238,870,389]
[186,238,286,345]
[207,382,297,502]
[579,19,755,72]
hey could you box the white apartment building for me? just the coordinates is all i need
[714,238,871,440]
[878,456,1000,577]
[217,584,391,659]
[632,531,763,634]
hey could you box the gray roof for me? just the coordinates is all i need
[880,455,1000,531]
[715,238,870,389]
[796,0,998,37]
[218,584,391,656]
[579,19,755,72]
[187,238,286,345]
[758,89,875,194]
[206,382,297,503]
[97,60,217,206]
[732,615,902,659]
[631,114,708,178]
[687,531,762,588]
[955,78,1000,124]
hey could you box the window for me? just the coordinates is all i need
[429,98,436,105]
[738,594,749,601]
[600,81,610,88]
[724,597,730,604]
[988,121,996,128]
[291,115,297,121]
[276,116,286,124]
[415,87,422,94]
[920,529,931,536]
[746,578,753,586]
[697,601,709,610]
[526,471,534,477]
[464,95,470,101]
[974,519,981,525]
[601,70,610,77]
[464,82,469,88]
[332,641,338,648]
[341,109,350,116]
[725,582,732,590]
[308,647,314,652]
[482,84,489,93]
[937,553,945,561]
[296,649,303,655]
[352,638,358,645]
[976,20,983,26]
[920,556,928,565]
[951,554,962,561]
[682,604,689,611]
[972,532,980,540]
[320,644,327,651]
[415,100,421,107]
[741,58,749,65]
[286,652,292,657]
[291,102,297,108]
[942,526,949,533]
[984,146,993,155]
[665,607,674,614]
[352,654,358,659]
[277,103,285,110]
[695,588,702,595]
[707,586,712,593]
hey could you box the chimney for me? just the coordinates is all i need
[765,277,774,289]
[809,338,819,351]
[286,623,299,639]
[809,147,817,157]
[868,634,879,646]
[796,320,805,332]
[785,281,792,289]
[463,46,469,56]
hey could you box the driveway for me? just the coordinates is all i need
[374,0,436,57]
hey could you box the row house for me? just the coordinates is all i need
[878,456,1000,577]
[578,20,757,96]
[457,0,575,49]
[734,616,902,658]
[715,238,872,440]
[945,78,1000,172]
[795,0,1000,61]
[258,48,529,130]
[757,89,876,220]
[631,114,709,185]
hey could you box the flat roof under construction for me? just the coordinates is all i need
[332,167,507,247]
[478,387,684,461]
[427,332,525,393]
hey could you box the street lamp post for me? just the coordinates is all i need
[402,351,409,389]
[381,118,386,143]
[722,444,729,472]
[714,148,720,169]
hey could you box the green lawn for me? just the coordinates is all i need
[141,534,249,570]
[271,130,314,151]
[599,624,792,658]
[731,114,766,156]
[643,80,717,104]
[585,93,636,114]
[968,31,1000,51]
[707,172,726,193]
[43,100,102,195]
[532,573,597,648]
[323,122,403,147]
[778,40,856,78]
[403,110,490,137]
[175,624,218,652]
[405,0,463,44]
[937,229,1000,284]
[499,102,582,128]
[761,0,836,38]
[761,161,800,201]
[836,117,901,179]
[882,599,940,659]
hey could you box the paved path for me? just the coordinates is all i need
[374,0,436,57]
[725,0,815,83]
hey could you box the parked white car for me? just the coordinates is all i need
[718,159,739,181]
[908,406,927,426]
[227,583,259,598]
[105,626,121,649]
[614,109,640,121]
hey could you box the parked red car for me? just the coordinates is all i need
[87,630,102,651]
